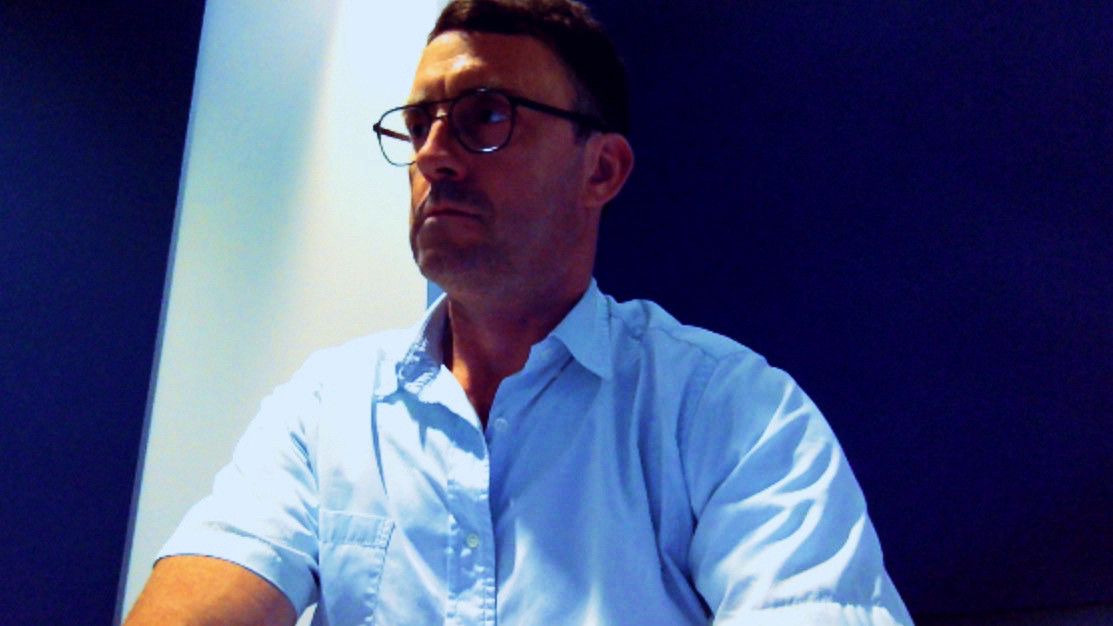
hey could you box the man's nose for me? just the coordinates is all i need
[413,115,465,180]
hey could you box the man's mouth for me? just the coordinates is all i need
[426,205,477,217]
[417,180,491,222]
[421,204,483,225]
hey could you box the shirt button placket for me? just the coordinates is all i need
[446,434,496,626]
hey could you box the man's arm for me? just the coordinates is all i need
[682,351,913,624]
[123,555,297,626]
[132,349,334,625]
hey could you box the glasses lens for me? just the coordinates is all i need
[452,91,513,152]
[376,106,425,165]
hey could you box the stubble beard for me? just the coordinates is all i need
[411,230,511,295]
[410,179,511,296]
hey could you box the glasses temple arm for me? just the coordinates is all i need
[374,123,410,142]
[511,98,607,131]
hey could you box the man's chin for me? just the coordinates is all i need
[415,250,473,286]
[415,249,506,295]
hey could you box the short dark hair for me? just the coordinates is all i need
[430,0,630,137]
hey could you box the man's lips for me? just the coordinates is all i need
[416,180,491,223]
[427,207,477,217]
[420,203,482,221]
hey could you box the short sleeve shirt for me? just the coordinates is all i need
[159,281,912,625]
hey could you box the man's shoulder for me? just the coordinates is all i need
[296,325,418,378]
[606,295,756,364]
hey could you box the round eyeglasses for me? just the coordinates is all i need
[373,88,608,166]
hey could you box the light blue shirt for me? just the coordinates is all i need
[160,281,911,625]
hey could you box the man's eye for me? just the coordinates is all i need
[406,120,430,141]
[399,107,428,138]
[474,107,508,125]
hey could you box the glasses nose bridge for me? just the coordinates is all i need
[413,103,462,164]
[428,111,453,136]
[422,98,459,141]
[426,96,458,129]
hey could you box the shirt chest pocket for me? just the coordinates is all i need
[316,510,395,626]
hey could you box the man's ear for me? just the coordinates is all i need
[582,132,634,210]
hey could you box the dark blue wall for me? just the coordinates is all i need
[1,2,1108,623]
[0,2,203,622]
[592,1,1112,620]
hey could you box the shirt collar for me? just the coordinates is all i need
[548,279,614,380]
[394,279,615,392]
[394,295,449,394]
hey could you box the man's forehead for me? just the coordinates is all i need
[408,31,574,104]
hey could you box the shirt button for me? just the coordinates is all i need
[493,417,509,432]
[466,532,480,549]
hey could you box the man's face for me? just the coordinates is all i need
[407,31,598,302]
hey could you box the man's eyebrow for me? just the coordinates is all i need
[404,93,437,107]
[404,85,516,107]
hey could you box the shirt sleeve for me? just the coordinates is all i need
[681,350,912,625]
[156,355,325,615]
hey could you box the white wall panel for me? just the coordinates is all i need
[120,1,440,619]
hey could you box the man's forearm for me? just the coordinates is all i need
[124,555,296,626]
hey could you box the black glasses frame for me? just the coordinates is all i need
[373,87,609,166]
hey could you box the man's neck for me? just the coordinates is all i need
[442,283,586,425]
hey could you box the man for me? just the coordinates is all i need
[127,1,912,624]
